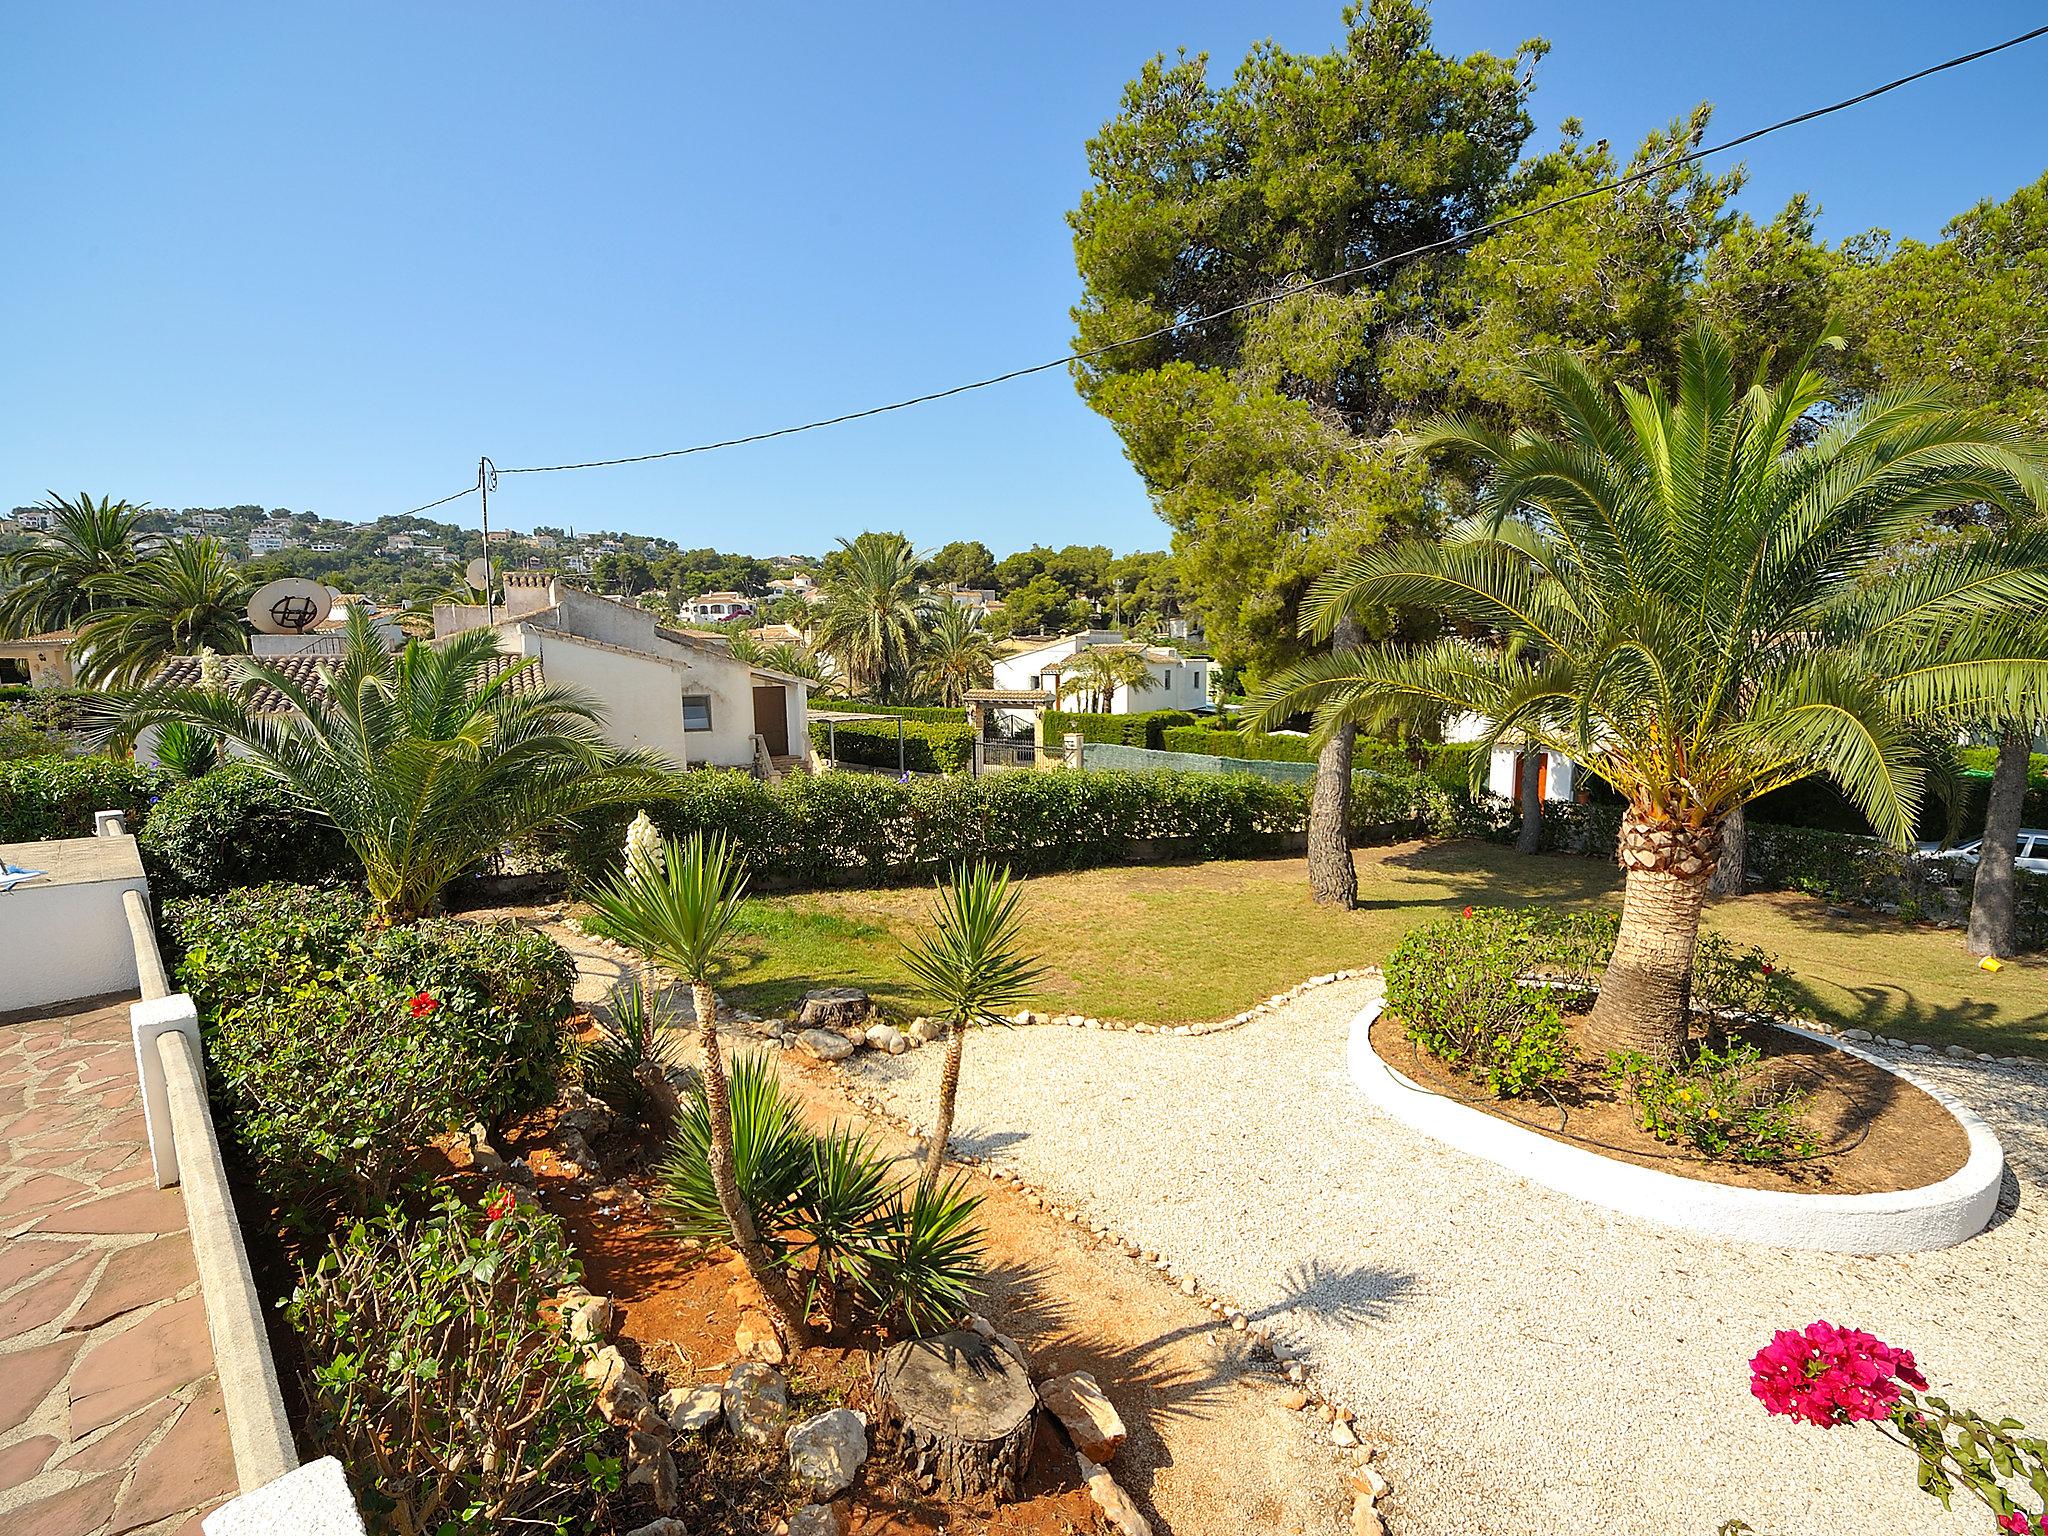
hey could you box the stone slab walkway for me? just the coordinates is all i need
[0,999,237,1536]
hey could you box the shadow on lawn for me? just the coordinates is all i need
[1360,840,1620,908]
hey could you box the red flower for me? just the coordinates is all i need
[1749,1321,1927,1428]
[1996,1515,2030,1534]
[1461,905,1475,919]
[408,992,438,1018]
[1761,963,1776,976]
[484,1189,515,1223]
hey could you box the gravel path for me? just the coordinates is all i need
[847,978,2048,1536]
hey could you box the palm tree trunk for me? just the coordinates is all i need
[1968,724,2031,958]
[922,1022,966,1189]
[1708,804,1746,897]
[1584,812,1720,1063]
[1307,613,1360,908]
[1515,748,1542,855]
[693,981,812,1348]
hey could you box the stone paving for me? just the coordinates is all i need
[0,998,237,1535]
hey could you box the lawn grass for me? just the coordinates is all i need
[710,839,2048,1058]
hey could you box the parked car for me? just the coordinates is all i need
[1914,829,2048,878]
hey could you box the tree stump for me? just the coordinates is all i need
[874,1330,1037,1501]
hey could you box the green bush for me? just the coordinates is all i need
[1606,1041,1818,1163]
[547,766,1315,891]
[812,697,966,725]
[1383,907,1611,1096]
[287,1191,616,1535]
[0,754,170,841]
[810,716,975,774]
[167,885,575,1222]
[139,762,356,897]
[1158,725,1318,763]
[0,710,65,762]
[0,685,94,732]
[1043,708,1199,750]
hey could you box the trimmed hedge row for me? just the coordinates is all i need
[812,697,967,725]
[1155,727,1483,789]
[0,754,170,842]
[542,764,1462,891]
[808,717,975,775]
[1043,708,1200,750]
[139,762,355,897]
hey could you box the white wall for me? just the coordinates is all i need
[1486,746,1577,803]
[523,631,783,771]
[0,836,149,1013]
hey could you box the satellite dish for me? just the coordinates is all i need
[247,577,332,635]
[465,557,494,591]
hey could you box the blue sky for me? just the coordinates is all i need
[3,3,2045,557]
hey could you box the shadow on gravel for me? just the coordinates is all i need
[1253,1258,1417,1328]
[950,1125,1032,1159]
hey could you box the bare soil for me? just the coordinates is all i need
[1370,1011,1970,1193]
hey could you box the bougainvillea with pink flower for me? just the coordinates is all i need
[1743,1321,2048,1533]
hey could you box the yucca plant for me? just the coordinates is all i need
[899,862,1044,1187]
[863,1172,986,1335]
[1258,326,2048,1061]
[581,974,685,1128]
[587,832,812,1347]
[93,607,673,922]
[151,720,222,780]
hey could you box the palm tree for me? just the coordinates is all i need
[813,532,930,701]
[761,640,827,685]
[917,598,995,707]
[93,608,674,922]
[585,832,813,1347]
[898,863,1043,1187]
[1258,327,2048,1061]
[0,492,147,637]
[72,538,252,688]
[1053,646,1156,714]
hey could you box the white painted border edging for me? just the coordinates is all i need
[1346,1001,2006,1253]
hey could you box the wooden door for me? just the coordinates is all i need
[751,685,790,755]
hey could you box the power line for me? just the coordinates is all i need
[458,20,2042,481]
[402,484,479,516]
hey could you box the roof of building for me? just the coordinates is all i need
[0,630,78,649]
[153,651,545,715]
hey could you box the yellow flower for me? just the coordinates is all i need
[1707,1108,1721,1120]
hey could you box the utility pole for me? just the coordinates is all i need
[478,456,496,624]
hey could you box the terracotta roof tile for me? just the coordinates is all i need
[151,651,543,715]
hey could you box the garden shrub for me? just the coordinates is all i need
[1383,907,1608,1096]
[1607,1041,1818,1163]
[580,975,684,1123]
[0,709,65,762]
[287,1190,617,1536]
[167,885,575,1222]
[811,697,966,725]
[1043,707,1199,750]
[808,716,975,774]
[138,762,356,896]
[0,753,170,841]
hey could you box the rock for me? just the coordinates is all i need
[736,1309,786,1364]
[797,987,872,1032]
[624,1520,691,1536]
[726,1361,790,1447]
[557,1099,614,1140]
[1842,1028,1874,1042]
[1945,1044,1975,1059]
[798,1028,855,1063]
[787,1407,870,1497]
[560,1294,613,1346]
[626,1431,679,1512]
[661,1384,723,1432]
[787,1503,851,1536]
[1281,1390,1310,1411]
[887,1034,909,1055]
[908,1017,945,1044]
[581,1346,651,1425]
[1351,1496,1387,1536]
[1077,1452,1153,1536]
[1331,1419,1360,1448]
[1038,1372,1126,1462]
[863,1023,903,1052]
[556,1126,601,1178]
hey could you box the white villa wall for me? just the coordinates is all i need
[994,631,1212,714]
[1485,745,1577,803]
[0,834,150,1013]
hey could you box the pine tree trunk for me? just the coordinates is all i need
[922,1023,966,1189]
[1515,749,1542,855]
[694,981,812,1349]
[1584,812,1719,1064]
[1307,613,1360,909]
[1968,725,2031,958]
[1708,804,1746,897]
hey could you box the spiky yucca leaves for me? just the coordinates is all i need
[93,607,673,922]
[586,832,812,1348]
[0,492,147,637]
[1259,327,2048,1059]
[581,974,686,1126]
[73,538,252,688]
[150,721,221,780]
[900,862,1044,1187]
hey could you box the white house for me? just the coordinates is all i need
[993,630,1214,714]
[1442,711,1580,803]
[248,530,298,555]
[681,590,754,624]
[434,578,808,771]
[14,510,54,532]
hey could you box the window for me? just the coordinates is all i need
[681,694,713,732]
[1029,674,1041,690]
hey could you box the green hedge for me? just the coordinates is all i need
[1153,727,1482,790]
[138,763,356,898]
[1042,708,1199,750]
[0,754,171,842]
[166,885,575,1225]
[544,763,1468,892]
[812,697,967,725]
[809,717,975,774]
